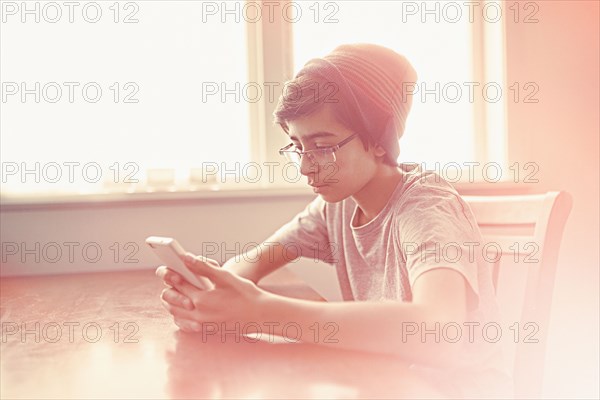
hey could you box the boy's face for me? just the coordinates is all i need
[286,105,384,203]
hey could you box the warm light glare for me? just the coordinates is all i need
[293,0,476,167]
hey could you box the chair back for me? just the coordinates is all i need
[463,191,573,398]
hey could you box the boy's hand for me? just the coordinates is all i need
[155,252,269,334]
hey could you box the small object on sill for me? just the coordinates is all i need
[146,168,176,192]
[189,167,218,187]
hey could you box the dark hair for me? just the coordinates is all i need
[272,74,398,166]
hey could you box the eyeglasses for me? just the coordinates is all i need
[279,133,358,165]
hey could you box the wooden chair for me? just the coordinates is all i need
[463,191,573,399]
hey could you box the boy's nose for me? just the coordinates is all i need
[299,155,318,177]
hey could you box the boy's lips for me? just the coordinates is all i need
[308,181,328,188]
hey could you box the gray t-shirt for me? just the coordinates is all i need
[266,163,513,398]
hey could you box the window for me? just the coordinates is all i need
[0,0,508,199]
[1,1,249,196]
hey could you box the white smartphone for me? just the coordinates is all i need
[145,236,215,290]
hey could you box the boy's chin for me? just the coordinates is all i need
[316,189,348,203]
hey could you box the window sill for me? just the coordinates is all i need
[0,184,317,211]
[0,180,536,211]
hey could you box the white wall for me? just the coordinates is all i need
[0,192,313,274]
[504,1,599,398]
[0,192,343,301]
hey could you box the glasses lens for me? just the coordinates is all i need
[282,151,301,164]
[311,149,335,165]
[281,149,335,165]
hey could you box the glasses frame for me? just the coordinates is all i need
[278,133,358,164]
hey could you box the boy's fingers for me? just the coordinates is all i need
[161,297,197,322]
[156,266,183,285]
[161,288,194,310]
[173,318,201,333]
[166,273,207,301]
[155,266,167,279]
[182,252,235,287]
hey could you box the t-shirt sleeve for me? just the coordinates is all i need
[396,185,482,309]
[264,195,336,264]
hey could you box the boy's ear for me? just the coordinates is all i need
[372,143,387,158]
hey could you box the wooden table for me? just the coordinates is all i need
[0,268,445,399]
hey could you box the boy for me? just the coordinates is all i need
[156,43,512,398]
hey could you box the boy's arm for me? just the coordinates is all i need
[254,267,469,367]
[161,247,469,366]
[221,241,297,284]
